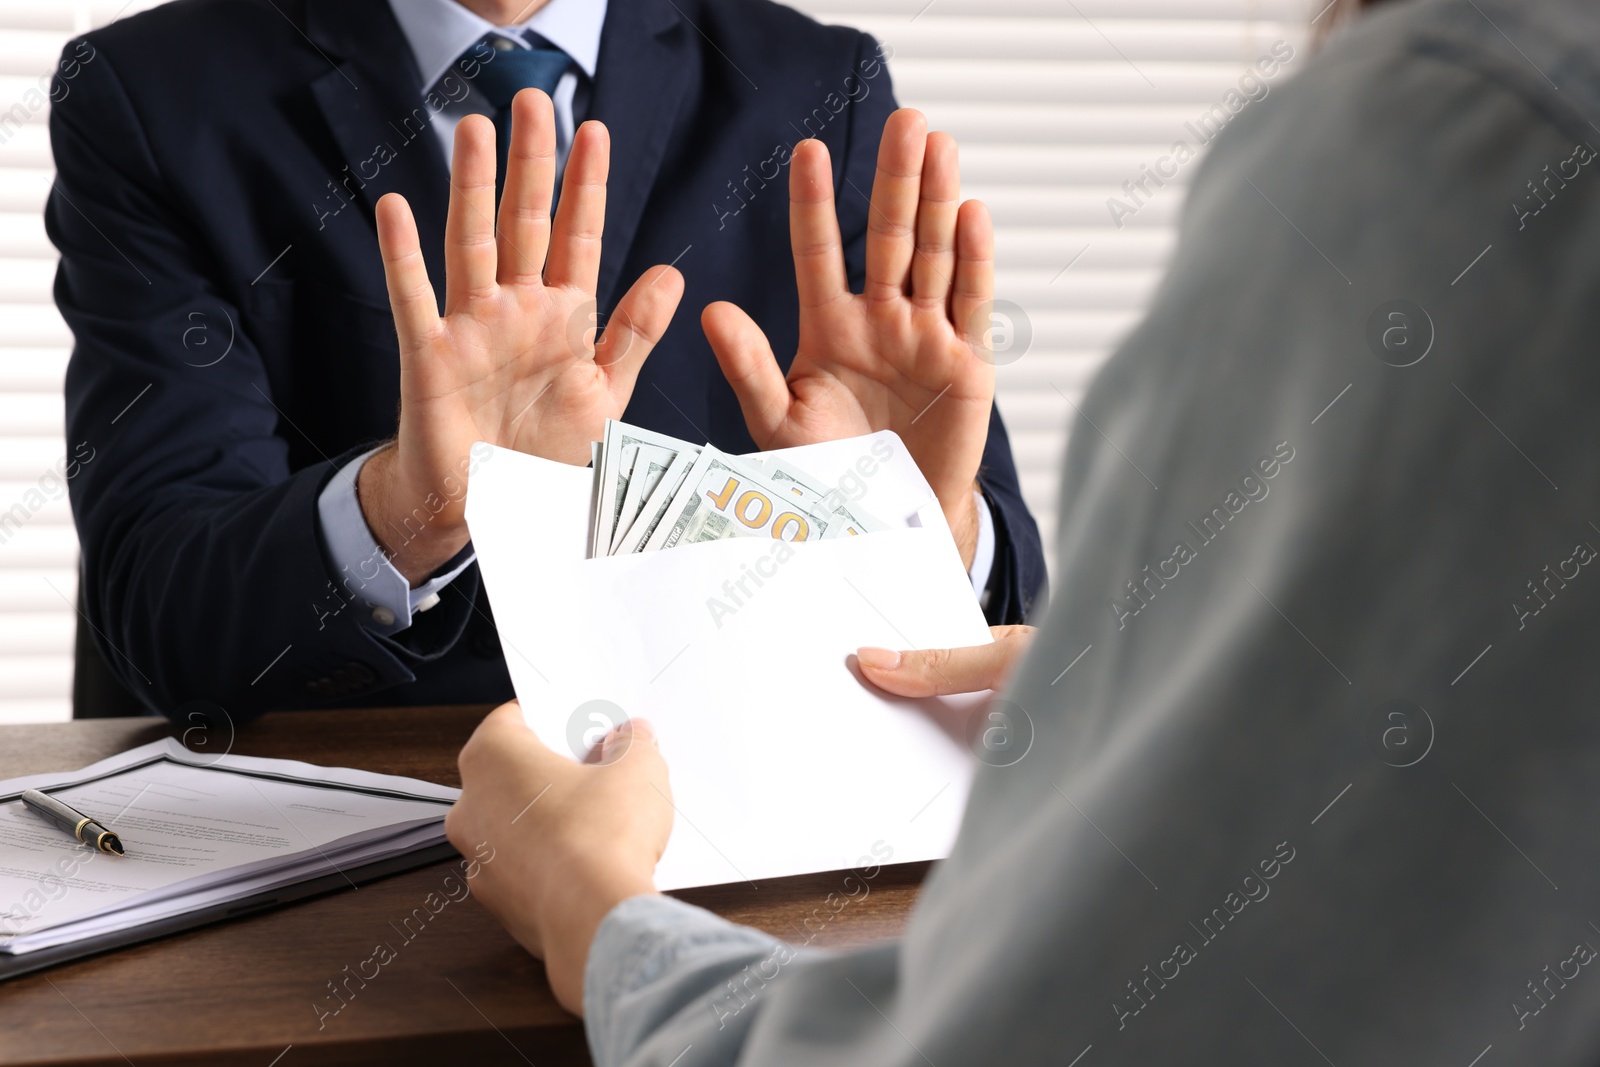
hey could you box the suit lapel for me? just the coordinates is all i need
[304,0,451,301]
[585,0,694,309]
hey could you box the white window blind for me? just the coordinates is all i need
[0,1,163,724]
[0,0,1313,724]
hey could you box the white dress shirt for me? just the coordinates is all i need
[386,0,607,170]
[317,0,995,637]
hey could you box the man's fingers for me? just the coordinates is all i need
[857,625,1036,698]
[864,109,928,303]
[951,199,996,347]
[376,193,442,349]
[444,114,501,312]
[911,131,960,308]
[789,139,849,310]
[497,89,558,285]
[701,301,790,446]
[593,264,684,398]
[858,643,1005,697]
[545,120,609,294]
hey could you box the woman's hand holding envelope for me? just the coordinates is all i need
[366,90,685,583]
[442,626,1037,1020]
[701,108,998,568]
[445,702,672,1017]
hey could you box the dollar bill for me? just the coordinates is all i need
[585,423,896,557]
[609,443,678,554]
[588,440,604,555]
[613,448,699,554]
[642,448,833,552]
[592,420,699,557]
[762,460,887,538]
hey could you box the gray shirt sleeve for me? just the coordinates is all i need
[584,896,783,1067]
[581,1,1600,1063]
[584,893,911,1067]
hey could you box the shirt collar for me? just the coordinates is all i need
[386,0,608,94]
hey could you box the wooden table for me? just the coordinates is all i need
[0,706,929,1066]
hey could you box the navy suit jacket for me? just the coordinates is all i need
[50,0,1046,721]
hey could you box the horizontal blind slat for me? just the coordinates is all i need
[0,300,69,342]
[0,391,64,432]
[0,435,74,478]
[0,123,52,166]
[0,698,74,725]
[0,211,55,257]
[913,103,1247,143]
[0,520,78,566]
[960,144,1197,185]
[0,346,68,390]
[847,18,1305,61]
[889,58,1301,103]
[0,29,72,74]
[0,656,74,700]
[0,566,75,606]
[0,611,74,649]
[0,9,73,31]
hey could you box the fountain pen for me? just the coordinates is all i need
[19,788,125,855]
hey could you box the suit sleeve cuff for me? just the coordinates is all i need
[315,446,477,635]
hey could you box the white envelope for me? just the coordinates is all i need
[465,431,991,890]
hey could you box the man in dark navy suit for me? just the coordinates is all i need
[50,0,1046,720]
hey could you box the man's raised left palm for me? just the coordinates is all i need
[701,109,997,564]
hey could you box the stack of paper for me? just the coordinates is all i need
[0,740,457,965]
[467,428,996,891]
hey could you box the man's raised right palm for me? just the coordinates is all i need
[364,90,684,583]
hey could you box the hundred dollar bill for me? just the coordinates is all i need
[593,420,699,556]
[613,448,699,555]
[609,443,678,554]
[588,440,604,557]
[762,459,887,538]
[643,448,832,552]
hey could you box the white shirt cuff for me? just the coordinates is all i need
[316,446,477,635]
[969,487,996,608]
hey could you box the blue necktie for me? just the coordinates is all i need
[464,33,571,197]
